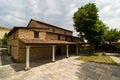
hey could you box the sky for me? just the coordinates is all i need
[0,0,120,36]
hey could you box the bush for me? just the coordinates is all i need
[1,33,8,47]
[1,45,7,48]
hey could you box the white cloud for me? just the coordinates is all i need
[0,0,120,36]
[96,0,120,30]
[67,4,78,17]
[29,0,41,17]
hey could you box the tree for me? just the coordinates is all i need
[1,33,8,47]
[104,29,120,43]
[73,3,107,52]
[103,29,120,52]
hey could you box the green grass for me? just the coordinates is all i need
[116,55,120,58]
[75,54,117,65]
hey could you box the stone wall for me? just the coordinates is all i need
[18,43,52,62]
[18,29,34,39]
[28,20,73,36]
[73,37,80,42]
[60,35,65,41]
[17,41,76,62]
[7,30,19,62]
[46,33,58,40]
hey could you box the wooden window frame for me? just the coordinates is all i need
[58,35,60,40]
[53,29,55,32]
[64,32,66,35]
[65,36,67,41]
[34,31,39,38]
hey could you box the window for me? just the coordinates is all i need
[64,32,66,35]
[34,31,39,38]
[65,36,67,41]
[71,37,73,42]
[58,35,60,40]
[53,29,55,32]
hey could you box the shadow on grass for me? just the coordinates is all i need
[115,55,120,57]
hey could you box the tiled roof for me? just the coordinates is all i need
[19,38,76,45]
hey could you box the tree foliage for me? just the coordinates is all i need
[104,29,120,43]
[1,33,8,47]
[73,3,107,46]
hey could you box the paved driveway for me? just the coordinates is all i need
[0,56,120,80]
[0,48,13,66]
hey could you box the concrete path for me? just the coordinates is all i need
[0,56,120,80]
[110,56,120,65]
[105,53,120,65]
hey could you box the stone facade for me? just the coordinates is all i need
[7,19,80,62]
[28,20,72,36]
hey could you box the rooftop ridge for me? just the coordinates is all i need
[27,19,73,32]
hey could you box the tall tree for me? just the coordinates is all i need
[1,33,8,47]
[104,29,120,52]
[73,3,107,52]
[104,29,120,43]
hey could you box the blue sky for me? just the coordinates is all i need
[0,0,120,35]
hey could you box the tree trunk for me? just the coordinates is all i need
[89,44,95,54]
[109,42,112,52]
[95,44,98,52]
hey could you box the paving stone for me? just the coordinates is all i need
[0,56,120,80]
[99,75,111,80]
[85,72,100,80]
[0,48,13,66]
[112,72,120,78]
[111,76,120,80]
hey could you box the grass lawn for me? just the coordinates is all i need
[76,54,117,65]
[116,55,120,58]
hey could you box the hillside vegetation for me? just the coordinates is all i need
[0,26,11,39]
[0,26,11,30]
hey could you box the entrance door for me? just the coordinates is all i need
[55,46,61,56]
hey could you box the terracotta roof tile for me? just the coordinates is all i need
[19,38,76,45]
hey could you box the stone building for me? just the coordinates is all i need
[7,19,82,70]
